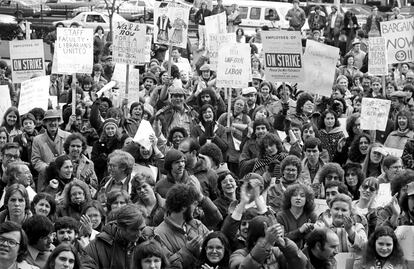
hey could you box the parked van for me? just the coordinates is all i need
[212,0,293,36]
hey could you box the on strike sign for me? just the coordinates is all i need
[112,22,146,65]
[55,28,93,74]
[262,31,304,82]
[380,18,414,64]
[9,39,45,83]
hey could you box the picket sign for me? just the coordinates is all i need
[360,98,391,131]
[380,18,414,64]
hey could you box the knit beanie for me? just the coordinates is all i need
[102,118,118,130]
[164,149,184,171]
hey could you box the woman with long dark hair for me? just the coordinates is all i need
[318,109,345,161]
[348,133,372,164]
[343,162,365,200]
[197,232,231,269]
[44,244,82,269]
[358,226,408,269]
[0,106,22,142]
[385,110,414,150]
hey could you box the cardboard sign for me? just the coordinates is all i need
[112,63,140,106]
[55,28,93,74]
[9,39,45,83]
[133,119,155,150]
[112,22,146,65]
[384,146,403,157]
[19,76,50,115]
[216,43,250,88]
[314,199,329,217]
[368,37,388,76]
[395,225,414,268]
[154,1,191,49]
[360,98,391,131]
[208,33,236,70]
[380,18,414,64]
[297,40,338,96]
[0,85,11,120]
[205,12,227,48]
[335,253,356,269]
[262,31,304,83]
[372,183,392,208]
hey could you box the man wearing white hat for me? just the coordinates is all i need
[31,110,70,191]
[242,87,258,118]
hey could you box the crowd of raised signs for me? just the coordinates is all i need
[0,1,414,269]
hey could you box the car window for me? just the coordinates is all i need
[250,7,261,20]
[265,8,279,21]
[86,14,94,22]
[239,6,248,19]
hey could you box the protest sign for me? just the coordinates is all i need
[133,120,155,150]
[154,1,191,48]
[380,18,414,64]
[9,39,45,83]
[208,33,236,70]
[112,22,146,65]
[360,98,391,131]
[205,12,227,48]
[372,183,392,208]
[216,43,250,88]
[19,76,50,115]
[297,40,338,96]
[314,199,329,217]
[368,37,388,76]
[0,85,11,120]
[262,31,304,83]
[112,63,140,106]
[395,225,414,268]
[335,253,356,269]
[55,28,93,74]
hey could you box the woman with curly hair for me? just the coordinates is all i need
[56,179,92,221]
[166,126,188,151]
[348,133,372,164]
[358,226,408,269]
[276,183,317,248]
[318,109,345,161]
[197,232,231,269]
[213,171,238,220]
[44,155,74,198]
[267,155,303,213]
[343,162,365,200]
[313,162,345,198]
[253,133,287,177]
[385,110,414,150]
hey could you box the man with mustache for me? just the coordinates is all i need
[155,184,210,269]
[31,110,70,192]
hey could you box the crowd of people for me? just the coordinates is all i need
[0,1,413,269]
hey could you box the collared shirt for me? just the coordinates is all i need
[106,176,128,193]
[25,245,52,268]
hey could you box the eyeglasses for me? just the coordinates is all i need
[362,185,376,192]
[0,236,20,248]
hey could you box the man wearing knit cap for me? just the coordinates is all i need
[31,110,70,191]
[155,149,192,198]
[13,113,38,164]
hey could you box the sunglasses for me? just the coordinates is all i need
[362,185,376,192]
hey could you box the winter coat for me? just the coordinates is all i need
[319,127,344,161]
[91,138,123,182]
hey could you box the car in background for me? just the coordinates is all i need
[73,0,153,21]
[53,11,127,32]
[399,5,414,18]
[0,14,19,39]
[44,0,97,16]
[0,0,51,17]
